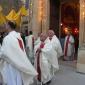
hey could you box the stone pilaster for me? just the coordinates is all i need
[32,0,41,38]
[32,0,50,38]
[77,0,85,73]
[41,0,50,33]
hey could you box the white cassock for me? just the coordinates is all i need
[0,44,1,48]
[25,35,34,64]
[0,44,3,84]
[64,35,75,60]
[48,35,63,58]
[34,38,59,84]
[25,35,29,57]
[34,37,40,46]
[0,31,37,85]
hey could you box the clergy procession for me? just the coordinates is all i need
[0,3,63,85]
[0,1,78,85]
[0,20,64,85]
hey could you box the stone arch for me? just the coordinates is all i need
[61,2,79,28]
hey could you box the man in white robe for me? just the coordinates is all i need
[47,30,62,76]
[34,33,59,84]
[34,33,41,46]
[25,31,34,64]
[64,30,75,61]
[0,21,37,85]
[48,30,63,58]
[25,30,29,57]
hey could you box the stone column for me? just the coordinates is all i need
[31,0,40,38]
[32,0,50,38]
[77,0,85,73]
[42,0,50,33]
[28,0,33,31]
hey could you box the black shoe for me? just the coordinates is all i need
[42,83,46,85]
[46,80,51,85]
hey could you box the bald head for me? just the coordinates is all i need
[66,28,72,35]
[48,30,55,38]
[40,33,47,42]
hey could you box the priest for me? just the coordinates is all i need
[34,33,59,84]
[48,29,63,58]
[64,29,75,61]
[0,21,37,85]
[25,31,34,64]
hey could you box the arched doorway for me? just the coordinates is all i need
[50,0,79,60]
[61,2,79,60]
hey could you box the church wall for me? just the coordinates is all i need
[77,0,85,73]
[32,0,50,38]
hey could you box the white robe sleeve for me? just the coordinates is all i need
[25,36,28,48]
[69,36,74,44]
[42,43,59,70]
[0,44,2,58]
[0,31,38,85]
[53,38,63,57]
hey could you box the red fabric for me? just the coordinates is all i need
[64,35,70,57]
[40,42,45,48]
[37,43,45,81]
[37,52,41,81]
[17,38,24,51]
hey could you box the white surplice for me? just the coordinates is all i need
[64,35,75,60]
[48,35,63,58]
[34,38,59,84]
[34,37,40,46]
[25,35,34,64]
[0,31,37,85]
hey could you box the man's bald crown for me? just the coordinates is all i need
[40,33,47,42]
[48,30,55,37]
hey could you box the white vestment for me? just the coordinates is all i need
[34,37,40,46]
[25,36,29,48]
[48,35,63,58]
[0,44,1,48]
[25,35,34,64]
[34,38,59,84]
[64,35,75,60]
[25,36,29,57]
[0,31,37,85]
